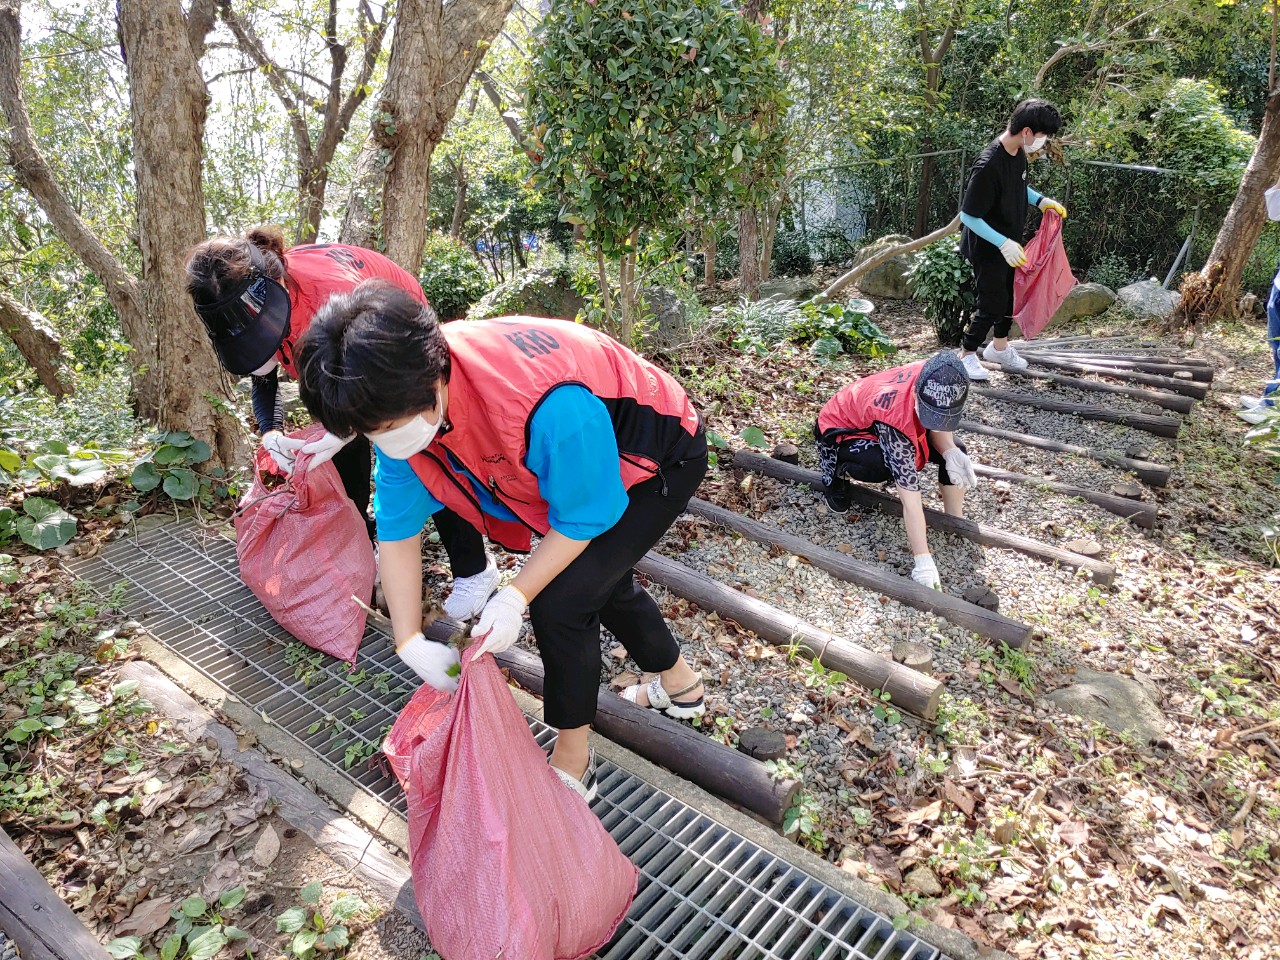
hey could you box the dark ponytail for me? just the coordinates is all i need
[184,225,288,307]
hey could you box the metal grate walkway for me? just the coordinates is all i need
[72,519,948,960]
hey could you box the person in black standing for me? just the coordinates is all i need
[956,99,1066,381]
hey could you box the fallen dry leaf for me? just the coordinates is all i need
[1056,820,1090,847]
[888,799,943,826]
[202,852,243,901]
[610,671,641,691]
[252,824,281,867]
[114,898,175,938]
[943,780,975,817]
[865,844,902,886]
[175,817,223,854]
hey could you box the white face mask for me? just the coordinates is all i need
[369,411,441,460]
[251,357,279,376]
[1027,135,1047,154]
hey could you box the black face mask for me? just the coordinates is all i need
[194,243,293,376]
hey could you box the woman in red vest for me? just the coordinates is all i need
[184,227,497,619]
[295,280,709,802]
[815,352,978,591]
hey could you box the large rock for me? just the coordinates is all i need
[467,267,584,321]
[1117,280,1180,321]
[640,286,690,349]
[1047,669,1166,744]
[759,276,820,303]
[851,234,917,300]
[1048,282,1116,326]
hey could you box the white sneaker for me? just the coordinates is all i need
[443,554,500,620]
[982,342,1029,372]
[959,352,990,381]
[1240,395,1266,411]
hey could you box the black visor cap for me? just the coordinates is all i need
[194,246,292,376]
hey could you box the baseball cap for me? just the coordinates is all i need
[192,243,292,376]
[915,351,969,431]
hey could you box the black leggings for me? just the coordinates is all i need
[961,253,1015,353]
[529,449,708,730]
[331,434,487,578]
[828,437,967,488]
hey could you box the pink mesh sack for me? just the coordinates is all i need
[383,647,637,960]
[234,423,374,663]
[1014,209,1077,340]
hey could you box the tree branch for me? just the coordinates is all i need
[816,215,960,303]
[187,0,219,59]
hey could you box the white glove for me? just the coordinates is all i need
[999,239,1028,268]
[911,554,941,590]
[396,632,459,693]
[300,430,352,467]
[261,430,297,476]
[472,585,528,659]
[942,448,978,490]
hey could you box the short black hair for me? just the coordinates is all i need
[1008,99,1061,137]
[296,279,450,438]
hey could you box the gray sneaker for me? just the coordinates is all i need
[549,751,598,803]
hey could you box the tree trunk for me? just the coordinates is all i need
[914,147,937,238]
[0,0,156,411]
[295,163,329,245]
[738,207,760,301]
[337,136,383,248]
[0,289,72,397]
[117,0,245,468]
[759,192,784,281]
[449,164,467,239]
[373,0,511,272]
[1187,88,1280,323]
[702,223,717,287]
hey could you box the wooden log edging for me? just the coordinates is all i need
[1020,354,1209,399]
[634,551,944,719]
[729,451,1117,583]
[494,647,800,825]
[971,386,1183,438]
[1022,351,1213,383]
[978,361,1196,414]
[1028,349,1213,370]
[0,829,113,960]
[958,419,1172,488]
[972,463,1156,528]
[686,497,1037,648]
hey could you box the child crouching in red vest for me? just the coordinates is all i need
[295,279,709,802]
[815,352,978,591]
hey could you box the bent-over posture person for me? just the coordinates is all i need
[184,228,498,619]
[295,280,710,802]
[815,352,977,591]
[957,98,1067,381]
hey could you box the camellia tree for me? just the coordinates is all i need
[526,0,789,339]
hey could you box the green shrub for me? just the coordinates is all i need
[792,300,894,359]
[419,233,493,321]
[770,232,814,277]
[906,235,974,346]
[1148,80,1254,201]
[1087,253,1137,291]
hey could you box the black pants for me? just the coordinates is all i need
[822,436,967,488]
[530,449,709,730]
[331,434,487,578]
[961,252,1014,353]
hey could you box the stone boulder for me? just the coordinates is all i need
[640,286,690,349]
[1047,282,1116,326]
[852,234,917,300]
[1047,668,1165,744]
[759,276,821,303]
[467,267,584,321]
[1117,280,1180,321]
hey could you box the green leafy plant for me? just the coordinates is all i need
[906,235,974,346]
[108,889,251,960]
[791,300,894,358]
[871,688,902,726]
[419,232,494,321]
[276,881,368,959]
[2,496,77,550]
[783,791,827,853]
[130,431,213,502]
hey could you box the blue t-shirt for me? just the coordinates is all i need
[373,384,629,542]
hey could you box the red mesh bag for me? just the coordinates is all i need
[1014,209,1077,340]
[383,647,637,960]
[234,424,374,663]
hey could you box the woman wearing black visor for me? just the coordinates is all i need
[184,226,499,621]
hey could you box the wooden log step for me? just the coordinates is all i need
[729,450,1119,582]
[973,463,1157,528]
[1033,349,1213,369]
[686,497,1039,648]
[1022,351,1213,382]
[978,361,1195,414]
[1,829,114,960]
[1020,355,1209,399]
[635,551,945,719]
[495,646,801,825]
[958,419,1171,487]
[971,386,1182,438]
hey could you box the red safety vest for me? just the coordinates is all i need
[277,244,426,378]
[408,318,702,551]
[817,360,931,470]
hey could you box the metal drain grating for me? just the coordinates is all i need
[72,519,949,960]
